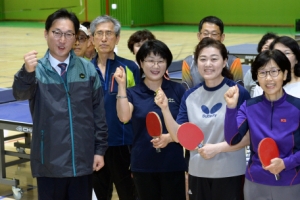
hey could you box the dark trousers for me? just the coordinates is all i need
[36,174,93,200]
[189,174,244,200]
[93,145,136,200]
[132,171,186,200]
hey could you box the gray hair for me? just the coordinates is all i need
[90,15,121,37]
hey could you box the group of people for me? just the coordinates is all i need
[11,7,300,200]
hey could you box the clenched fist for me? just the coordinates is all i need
[114,66,126,87]
[224,85,239,108]
[24,50,38,73]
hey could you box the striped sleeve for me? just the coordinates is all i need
[230,58,243,83]
[181,60,193,89]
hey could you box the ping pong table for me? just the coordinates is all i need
[0,89,32,199]
[227,43,258,63]
[168,60,183,81]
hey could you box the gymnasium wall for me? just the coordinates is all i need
[1,0,299,26]
[98,0,163,26]
[163,0,300,27]
[0,0,3,20]
[0,0,163,26]
[1,0,99,22]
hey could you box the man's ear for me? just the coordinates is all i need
[87,37,92,47]
[197,32,201,41]
[115,35,120,45]
[220,33,225,43]
[91,36,95,46]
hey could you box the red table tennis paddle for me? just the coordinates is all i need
[258,137,280,180]
[177,122,204,151]
[146,112,162,153]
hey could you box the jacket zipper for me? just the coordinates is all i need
[270,101,274,130]
[41,130,44,164]
[62,73,77,177]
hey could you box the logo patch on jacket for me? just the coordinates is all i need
[79,73,85,79]
[168,98,175,103]
[201,103,222,118]
[280,119,286,122]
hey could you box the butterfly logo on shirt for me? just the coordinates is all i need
[201,103,222,118]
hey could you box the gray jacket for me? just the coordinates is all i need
[13,50,108,178]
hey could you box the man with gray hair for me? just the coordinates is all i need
[90,15,140,200]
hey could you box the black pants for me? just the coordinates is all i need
[36,174,93,200]
[188,174,244,200]
[132,171,186,200]
[93,145,136,200]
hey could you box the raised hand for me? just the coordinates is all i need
[24,50,38,72]
[114,66,126,87]
[224,85,239,108]
[154,87,169,110]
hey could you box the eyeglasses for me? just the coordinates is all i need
[144,60,166,67]
[52,30,75,40]
[200,31,220,38]
[94,31,115,38]
[257,69,281,78]
[76,36,88,43]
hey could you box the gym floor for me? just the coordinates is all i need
[0,22,296,199]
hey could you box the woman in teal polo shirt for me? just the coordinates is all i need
[114,40,186,200]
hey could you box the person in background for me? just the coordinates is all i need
[73,24,90,59]
[127,29,156,56]
[252,36,300,98]
[12,8,108,200]
[126,29,172,80]
[243,32,278,97]
[224,49,300,200]
[156,38,250,200]
[90,15,140,200]
[182,16,243,88]
[115,40,186,200]
[257,32,278,52]
[82,21,97,60]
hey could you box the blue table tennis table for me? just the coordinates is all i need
[0,89,32,198]
[227,43,258,63]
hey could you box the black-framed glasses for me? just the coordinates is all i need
[144,60,166,67]
[52,30,75,40]
[257,69,281,78]
[76,36,89,43]
[199,31,220,38]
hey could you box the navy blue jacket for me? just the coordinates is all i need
[91,54,140,146]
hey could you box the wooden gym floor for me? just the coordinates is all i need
[0,22,295,199]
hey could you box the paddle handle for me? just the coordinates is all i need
[198,143,204,148]
[152,136,161,153]
[275,174,280,181]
